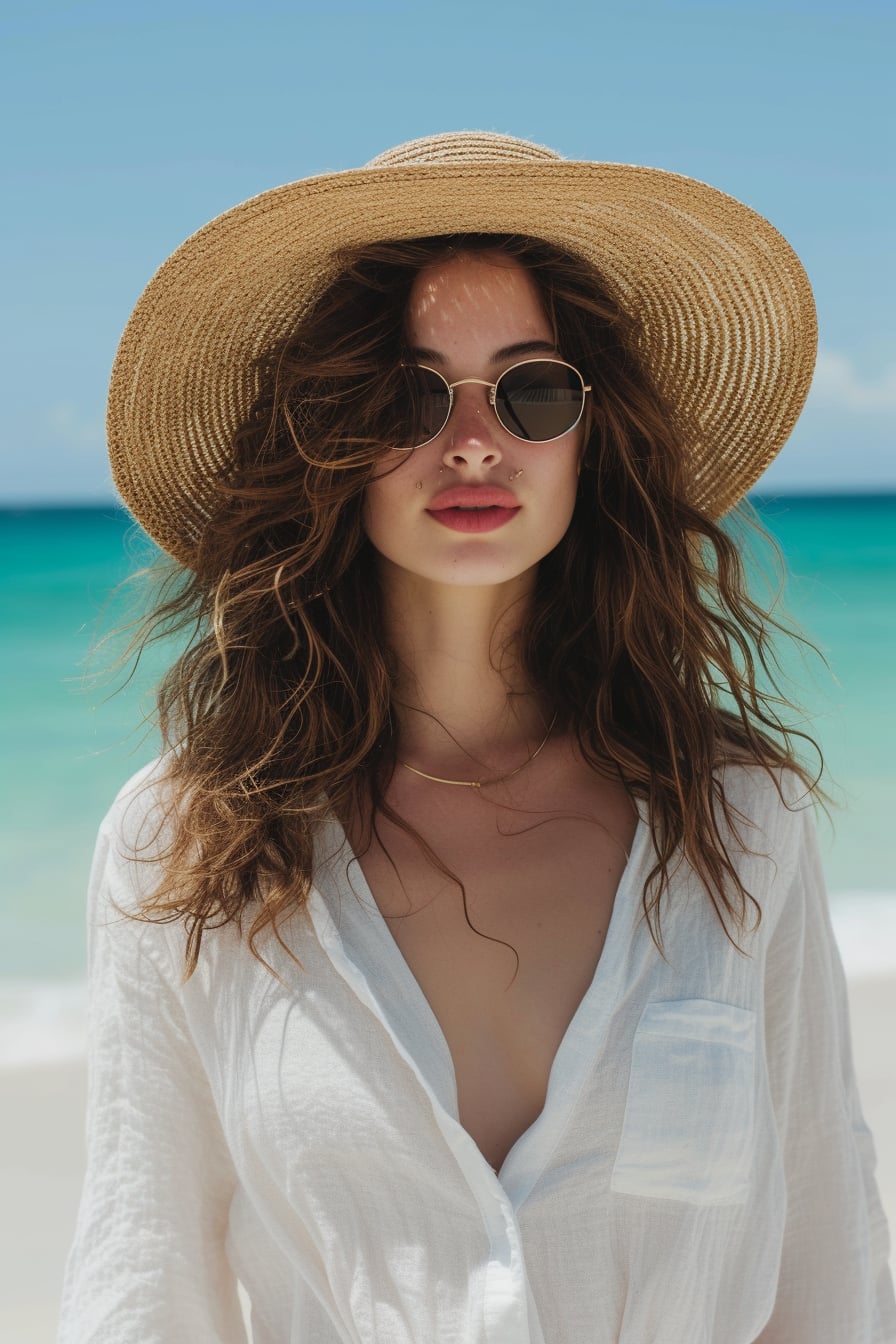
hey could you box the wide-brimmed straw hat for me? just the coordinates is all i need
[107,131,817,565]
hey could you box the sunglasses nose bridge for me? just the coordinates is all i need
[446,375,495,397]
[443,376,496,425]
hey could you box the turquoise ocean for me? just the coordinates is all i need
[2,497,895,1065]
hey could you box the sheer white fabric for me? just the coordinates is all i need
[58,758,896,1343]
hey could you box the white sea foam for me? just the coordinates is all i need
[1,892,894,1070]
[0,979,87,1070]
[828,891,896,981]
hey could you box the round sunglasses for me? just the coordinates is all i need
[397,358,591,449]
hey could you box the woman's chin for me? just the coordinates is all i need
[372,549,542,592]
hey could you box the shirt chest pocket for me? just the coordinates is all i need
[610,998,757,1206]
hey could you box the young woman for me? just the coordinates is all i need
[59,133,895,1343]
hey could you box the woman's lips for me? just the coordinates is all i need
[427,505,521,533]
[426,485,521,533]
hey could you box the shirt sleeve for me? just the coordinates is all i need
[756,800,896,1343]
[57,806,249,1344]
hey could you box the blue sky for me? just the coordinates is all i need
[2,0,893,502]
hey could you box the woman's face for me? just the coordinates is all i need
[362,251,584,590]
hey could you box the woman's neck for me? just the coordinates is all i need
[378,561,552,778]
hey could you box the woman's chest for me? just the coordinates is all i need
[192,802,771,1218]
[350,787,638,1169]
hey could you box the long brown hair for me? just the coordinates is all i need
[111,233,822,982]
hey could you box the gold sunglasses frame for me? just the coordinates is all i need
[396,357,592,450]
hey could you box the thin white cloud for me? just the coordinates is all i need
[810,351,896,415]
[46,402,105,452]
[0,401,113,500]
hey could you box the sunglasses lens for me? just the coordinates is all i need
[495,361,584,441]
[402,365,451,445]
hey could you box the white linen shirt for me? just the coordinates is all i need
[58,757,896,1343]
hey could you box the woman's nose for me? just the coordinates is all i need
[440,389,503,470]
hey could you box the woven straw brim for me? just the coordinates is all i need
[107,160,817,565]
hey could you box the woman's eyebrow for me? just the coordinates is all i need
[492,339,559,362]
[407,338,560,365]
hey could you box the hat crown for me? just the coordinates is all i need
[365,130,563,170]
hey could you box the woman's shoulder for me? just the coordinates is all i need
[714,758,817,869]
[716,758,813,813]
[98,753,179,844]
[91,754,185,916]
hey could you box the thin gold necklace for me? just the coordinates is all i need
[398,712,557,790]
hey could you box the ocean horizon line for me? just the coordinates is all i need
[3,488,896,516]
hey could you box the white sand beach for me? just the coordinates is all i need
[2,973,894,1342]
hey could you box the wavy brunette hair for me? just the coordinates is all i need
[114,233,821,982]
